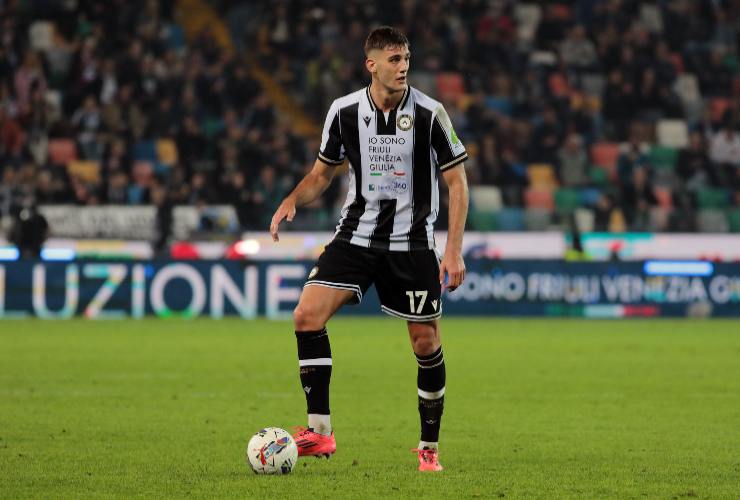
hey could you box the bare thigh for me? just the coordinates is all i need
[293,284,356,331]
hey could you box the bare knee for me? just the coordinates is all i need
[293,303,326,331]
[408,321,440,355]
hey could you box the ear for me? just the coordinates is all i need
[365,57,376,74]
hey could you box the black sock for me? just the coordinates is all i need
[416,347,445,443]
[296,328,332,416]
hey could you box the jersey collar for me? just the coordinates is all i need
[365,84,410,113]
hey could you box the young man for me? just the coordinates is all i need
[270,26,468,472]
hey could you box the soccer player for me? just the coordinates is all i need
[270,26,468,472]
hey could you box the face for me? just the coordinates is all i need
[366,45,410,93]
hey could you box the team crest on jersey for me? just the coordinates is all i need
[396,114,413,131]
[308,266,319,279]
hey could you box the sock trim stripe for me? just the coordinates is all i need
[415,349,442,362]
[418,387,445,399]
[418,359,444,369]
[295,328,328,339]
[299,357,333,367]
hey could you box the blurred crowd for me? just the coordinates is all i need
[1,0,739,236]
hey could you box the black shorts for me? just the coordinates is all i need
[304,240,443,321]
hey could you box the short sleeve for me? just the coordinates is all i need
[317,100,345,166]
[431,105,468,171]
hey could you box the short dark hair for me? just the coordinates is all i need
[364,26,409,55]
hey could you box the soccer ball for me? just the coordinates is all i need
[246,427,298,475]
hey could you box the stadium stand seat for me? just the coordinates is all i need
[639,4,663,33]
[527,163,558,189]
[468,209,497,231]
[734,76,740,96]
[496,208,525,231]
[591,142,620,179]
[484,96,513,116]
[672,73,703,120]
[67,160,100,184]
[649,145,678,170]
[656,119,689,148]
[514,3,542,45]
[435,72,466,102]
[554,188,581,214]
[202,118,224,138]
[654,187,673,208]
[588,166,609,186]
[47,139,77,165]
[673,74,701,103]
[156,139,178,166]
[529,51,557,66]
[133,141,157,161]
[609,208,627,232]
[697,210,729,232]
[469,209,497,231]
[524,188,555,210]
[470,186,503,211]
[579,188,602,207]
[524,209,552,231]
[164,23,186,50]
[29,21,54,51]
[574,208,595,233]
[697,188,730,209]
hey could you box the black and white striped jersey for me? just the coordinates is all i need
[318,85,467,251]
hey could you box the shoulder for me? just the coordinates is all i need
[327,88,365,113]
[409,87,444,115]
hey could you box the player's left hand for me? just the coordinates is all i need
[439,251,465,292]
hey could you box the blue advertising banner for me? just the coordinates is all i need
[0,260,739,319]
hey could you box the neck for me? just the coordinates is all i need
[369,80,405,112]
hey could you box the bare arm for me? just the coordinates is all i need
[270,159,338,241]
[439,164,469,290]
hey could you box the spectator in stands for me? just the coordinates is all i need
[603,69,636,140]
[709,117,740,188]
[14,51,46,117]
[593,193,615,232]
[0,105,25,166]
[621,166,658,231]
[530,105,563,165]
[559,25,597,70]
[1,0,738,237]
[10,198,48,258]
[677,131,716,194]
[252,165,286,228]
[151,182,172,256]
[557,133,589,187]
[617,135,650,186]
[71,95,103,160]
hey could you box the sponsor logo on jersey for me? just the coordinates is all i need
[363,116,371,127]
[368,180,408,194]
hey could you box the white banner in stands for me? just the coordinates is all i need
[38,205,238,240]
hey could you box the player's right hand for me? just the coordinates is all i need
[270,198,297,242]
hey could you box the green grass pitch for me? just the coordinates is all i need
[1,318,739,498]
